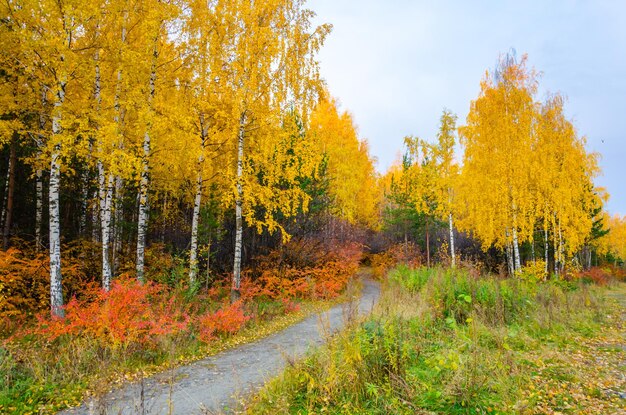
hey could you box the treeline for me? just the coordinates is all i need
[0,0,379,317]
[380,53,622,275]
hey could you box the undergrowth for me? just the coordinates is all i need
[247,266,626,414]
[0,239,362,414]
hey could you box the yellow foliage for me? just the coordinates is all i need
[309,97,380,229]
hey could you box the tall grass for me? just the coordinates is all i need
[248,266,616,414]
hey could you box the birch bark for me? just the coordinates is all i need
[136,39,158,283]
[231,115,245,302]
[449,213,455,267]
[49,78,66,317]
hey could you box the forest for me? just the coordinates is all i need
[0,0,625,414]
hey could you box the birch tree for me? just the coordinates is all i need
[457,53,538,273]
[222,0,330,301]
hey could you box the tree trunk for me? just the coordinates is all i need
[543,225,550,275]
[205,237,211,290]
[232,114,245,303]
[98,164,114,291]
[449,213,455,267]
[136,149,149,282]
[189,112,207,284]
[78,168,89,237]
[136,40,157,283]
[512,227,521,272]
[189,169,202,284]
[553,220,559,276]
[49,77,66,318]
[403,225,408,262]
[91,188,99,242]
[558,218,564,276]
[505,243,513,276]
[505,229,514,276]
[2,138,16,250]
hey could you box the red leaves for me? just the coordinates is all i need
[240,239,362,301]
[197,301,251,342]
[32,277,190,349]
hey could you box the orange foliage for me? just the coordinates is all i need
[573,266,625,286]
[369,242,421,278]
[0,244,94,330]
[243,238,362,301]
[197,300,251,342]
[30,277,190,349]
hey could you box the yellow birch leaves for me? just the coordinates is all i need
[456,53,600,257]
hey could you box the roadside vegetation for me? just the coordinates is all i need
[248,265,626,414]
[0,239,362,414]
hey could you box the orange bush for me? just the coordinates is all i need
[31,277,190,349]
[369,242,421,279]
[197,300,251,342]
[239,238,362,301]
[0,245,94,331]
[574,267,612,286]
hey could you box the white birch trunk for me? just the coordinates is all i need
[506,243,514,276]
[49,78,66,318]
[189,115,208,284]
[448,213,455,267]
[189,169,202,284]
[543,225,550,275]
[136,40,157,283]
[512,227,521,272]
[3,139,16,250]
[232,115,245,302]
[98,164,114,291]
[136,142,149,282]
[553,218,559,276]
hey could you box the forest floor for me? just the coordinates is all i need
[58,269,380,415]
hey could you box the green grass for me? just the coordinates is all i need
[247,267,625,414]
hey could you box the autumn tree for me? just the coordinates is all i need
[457,53,538,274]
[457,53,601,275]
[535,94,601,274]
[309,97,379,230]
[221,0,331,301]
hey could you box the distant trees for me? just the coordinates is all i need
[383,53,608,275]
[308,97,379,230]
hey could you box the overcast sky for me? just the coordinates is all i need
[311,0,626,215]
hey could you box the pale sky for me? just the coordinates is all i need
[311,0,626,215]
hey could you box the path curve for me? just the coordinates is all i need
[59,270,380,415]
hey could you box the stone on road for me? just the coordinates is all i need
[59,272,380,415]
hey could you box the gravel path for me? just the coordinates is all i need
[59,270,380,415]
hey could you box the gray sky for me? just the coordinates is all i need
[311,0,626,215]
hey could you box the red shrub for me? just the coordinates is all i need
[31,277,190,349]
[574,267,612,286]
[197,300,251,342]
